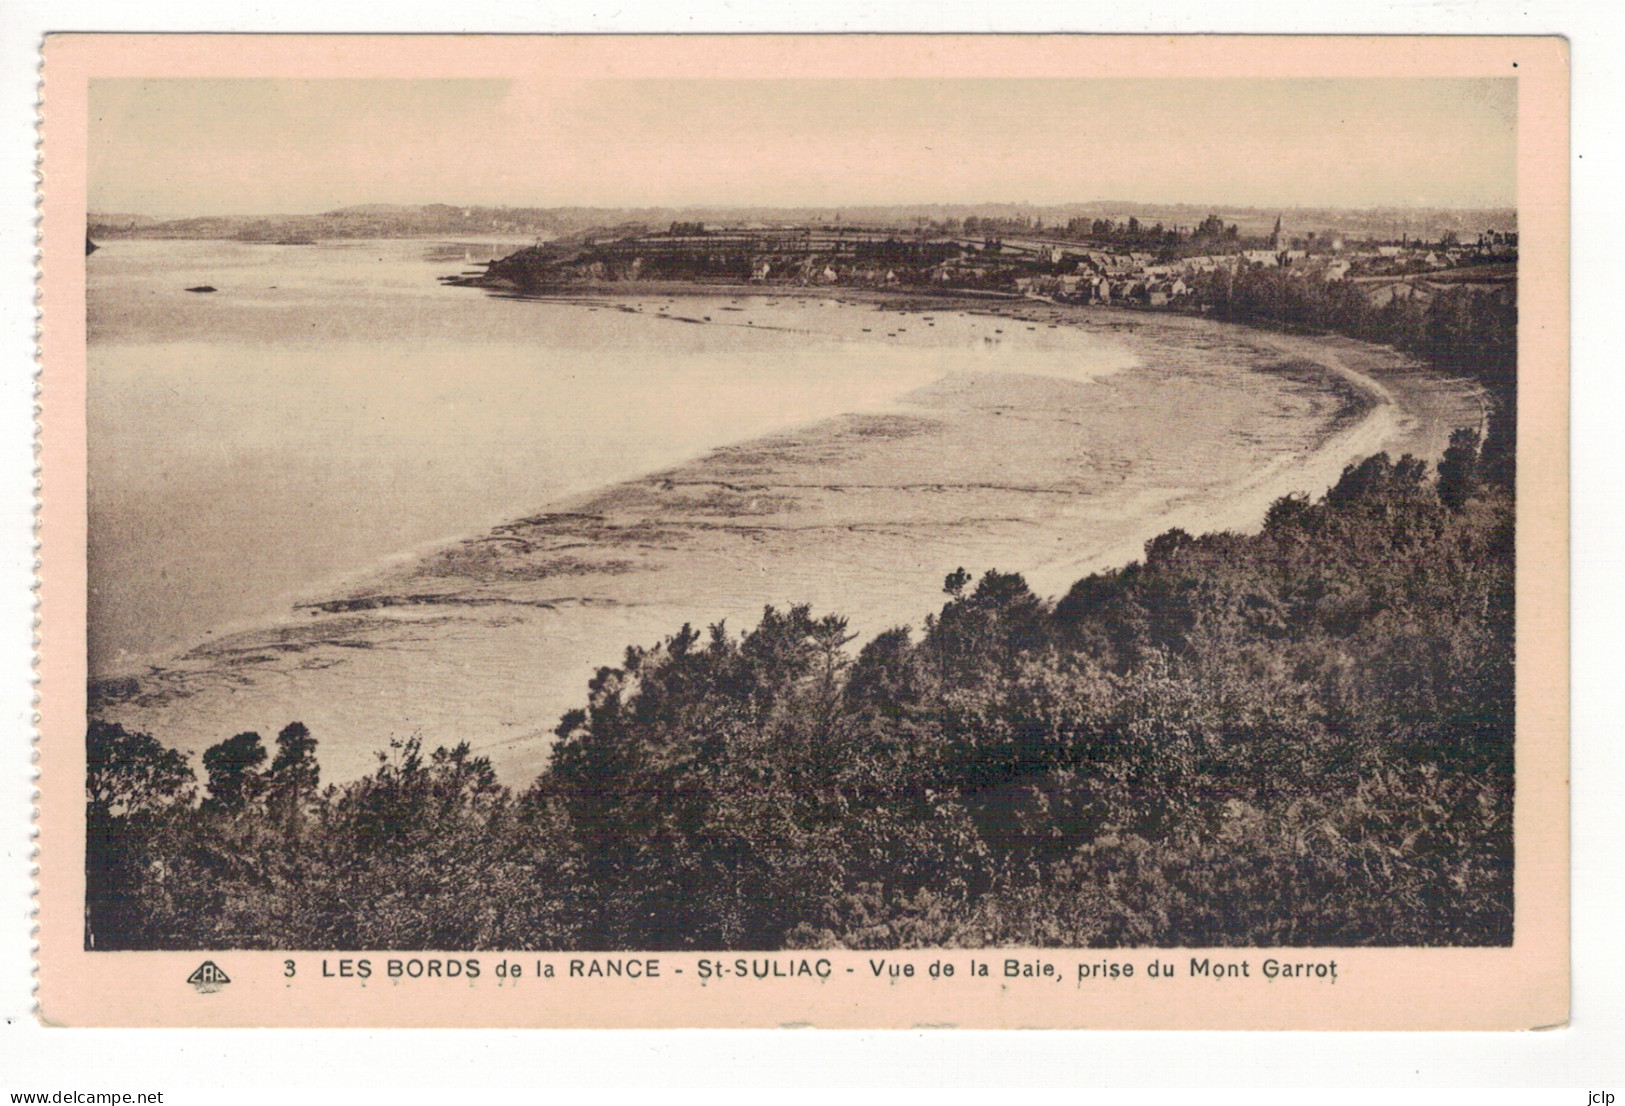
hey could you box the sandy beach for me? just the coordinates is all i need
[89,273,1486,785]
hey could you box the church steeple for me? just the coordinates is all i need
[1269,214,1283,250]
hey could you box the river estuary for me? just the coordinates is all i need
[87,238,1484,782]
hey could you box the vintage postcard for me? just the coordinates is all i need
[35,34,1568,1028]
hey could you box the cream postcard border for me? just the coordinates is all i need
[35,34,1569,1029]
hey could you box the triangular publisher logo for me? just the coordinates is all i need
[186,960,231,993]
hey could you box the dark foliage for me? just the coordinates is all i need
[1186,265,1517,478]
[86,440,1513,950]
[201,731,267,812]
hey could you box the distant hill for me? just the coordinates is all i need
[86,204,566,243]
[87,202,1517,245]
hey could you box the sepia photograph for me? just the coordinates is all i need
[32,33,1569,1030]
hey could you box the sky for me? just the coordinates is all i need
[87,77,1517,216]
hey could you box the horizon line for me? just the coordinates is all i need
[89,199,1522,220]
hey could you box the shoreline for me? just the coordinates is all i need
[471,276,1481,432]
[90,283,1488,783]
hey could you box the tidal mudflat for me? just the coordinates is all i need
[88,244,1483,783]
